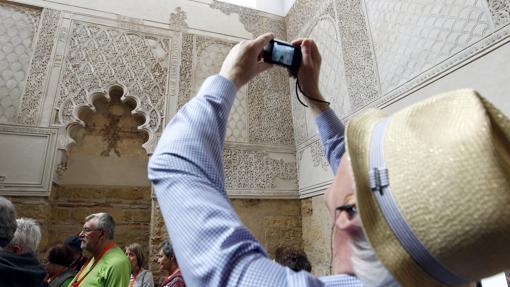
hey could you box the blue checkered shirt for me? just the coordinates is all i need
[148,75,363,287]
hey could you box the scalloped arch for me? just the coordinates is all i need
[57,82,157,155]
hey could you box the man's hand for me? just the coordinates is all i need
[220,32,274,90]
[291,38,329,114]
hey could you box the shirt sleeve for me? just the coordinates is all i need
[142,271,154,287]
[148,75,325,287]
[315,108,346,174]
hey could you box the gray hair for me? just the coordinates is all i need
[350,230,401,287]
[159,239,175,259]
[0,197,17,247]
[85,213,115,240]
[7,218,41,254]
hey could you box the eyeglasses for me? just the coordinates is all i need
[335,204,357,216]
[80,227,101,233]
[329,203,357,274]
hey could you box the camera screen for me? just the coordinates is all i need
[271,42,294,66]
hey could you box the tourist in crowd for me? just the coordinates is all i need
[125,243,154,287]
[64,235,88,272]
[157,240,185,287]
[69,212,130,286]
[43,244,77,287]
[0,208,47,287]
[274,246,312,273]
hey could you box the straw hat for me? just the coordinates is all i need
[346,89,510,286]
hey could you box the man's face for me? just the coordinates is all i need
[324,153,359,274]
[79,219,103,253]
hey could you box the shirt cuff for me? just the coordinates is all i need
[315,108,345,139]
[199,75,237,105]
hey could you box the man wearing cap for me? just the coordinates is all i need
[148,31,510,286]
[64,235,88,272]
[68,212,130,286]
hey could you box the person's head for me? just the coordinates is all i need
[274,246,312,273]
[158,239,177,274]
[328,90,510,286]
[44,244,73,277]
[79,212,115,254]
[125,243,145,272]
[63,235,82,257]
[0,196,17,248]
[5,218,41,255]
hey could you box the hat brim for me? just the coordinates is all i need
[346,108,452,287]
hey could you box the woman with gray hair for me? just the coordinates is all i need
[125,243,154,287]
[157,240,185,287]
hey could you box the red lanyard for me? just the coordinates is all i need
[129,270,139,287]
[71,242,115,287]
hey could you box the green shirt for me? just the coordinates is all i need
[68,246,131,287]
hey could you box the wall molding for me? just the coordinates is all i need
[0,124,58,196]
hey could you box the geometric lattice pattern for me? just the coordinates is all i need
[0,3,40,124]
[366,0,493,94]
[306,17,349,138]
[56,21,171,135]
[192,40,248,143]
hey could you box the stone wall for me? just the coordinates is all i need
[149,198,302,283]
[301,195,331,276]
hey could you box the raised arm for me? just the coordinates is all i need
[291,39,345,173]
[148,33,325,287]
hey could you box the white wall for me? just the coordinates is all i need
[9,0,254,39]
[384,41,510,117]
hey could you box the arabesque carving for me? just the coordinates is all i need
[224,147,297,197]
[17,8,60,126]
[55,21,174,153]
[210,0,286,39]
[488,0,510,27]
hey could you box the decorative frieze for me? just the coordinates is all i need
[169,6,188,31]
[17,8,60,126]
[224,146,297,197]
[488,0,510,27]
[209,0,286,39]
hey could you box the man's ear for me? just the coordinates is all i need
[10,244,23,255]
[336,211,359,233]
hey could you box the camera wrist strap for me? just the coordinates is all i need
[295,79,331,108]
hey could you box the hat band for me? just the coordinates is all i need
[368,117,467,286]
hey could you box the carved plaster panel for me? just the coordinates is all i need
[177,34,248,143]
[0,3,40,124]
[54,20,179,153]
[16,8,60,126]
[169,6,188,31]
[488,0,510,27]
[209,0,286,39]
[285,0,323,41]
[305,17,350,140]
[335,0,379,111]
[224,145,298,198]
[248,68,294,146]
[366,0,493,94]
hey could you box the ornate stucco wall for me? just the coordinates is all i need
[3,0,510,280]
[288,0,510,277]
[0,1,302,283]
